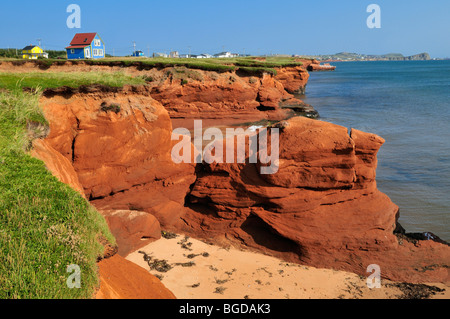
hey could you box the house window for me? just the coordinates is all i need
[92,49,103,57]
[71,49,75,54]
[94,39,101,47]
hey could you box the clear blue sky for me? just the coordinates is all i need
[1,0,449,58]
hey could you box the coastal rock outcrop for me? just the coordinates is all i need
[96,254,176,299]
[39,85,196,229]
[149,66,314,129]
[182,117,450,283]
[100,209,161,257]
[274,66,310,95]
[30,139,86,198]
[1,59,317,128]
[29,65,448,286]
[307,63,336,71]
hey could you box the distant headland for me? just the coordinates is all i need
[296,52,438,62]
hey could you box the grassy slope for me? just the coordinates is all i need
[0,86,115,299]
[0,71,145,91]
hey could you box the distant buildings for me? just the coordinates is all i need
[132,50,144,57]
[213,52,239,58]
[148,51,243,59]
[66,33,105,60]
[169,51,179,58]
[195,53,213,59]
[159,51,241,59]
[22,45,48,59]
[153,52,168,58]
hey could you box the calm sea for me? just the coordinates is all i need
[302,60,450,241]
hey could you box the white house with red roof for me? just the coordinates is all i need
[66,33,105,59]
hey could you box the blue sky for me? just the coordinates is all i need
[0,0,449,58]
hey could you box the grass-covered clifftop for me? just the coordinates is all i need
[0,86,115,299]
[0,71,145,91]
[0,56,304,76]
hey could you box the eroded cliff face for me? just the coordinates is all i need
[30,67,449,285]
[0,60,315,129]
[275,66,310,94]
[149,67,314,129]
[33,86,182,299]
[39,85,196,232]
[182,117,450,283]
[96,254,176,299]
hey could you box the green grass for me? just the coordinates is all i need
[87,58,238,73]
[0,49,67,59]
[96,56,303,74]
[0,56,305,76]
[0,87,115,299]
[0,71,146,91]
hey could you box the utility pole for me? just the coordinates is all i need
[188,46,191,58]
[133,41,136,55]
[37,38,42,47]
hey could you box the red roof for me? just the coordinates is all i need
[65,45,89,49]
[69,33,97,46]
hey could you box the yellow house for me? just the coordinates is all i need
[22,45,48,59]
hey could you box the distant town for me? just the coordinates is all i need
[0,32,446,62]
[297,52,447,62]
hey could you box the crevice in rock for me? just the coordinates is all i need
[71,117,80,163]
[240,213,304,256]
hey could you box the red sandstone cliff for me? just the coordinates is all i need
[28,67,449,288]
[0,60,316,129]
[40,85,196,230]
[34,85,185,299]
[96,254,176,299]
[182,117,449,283]
[149,66,314,129]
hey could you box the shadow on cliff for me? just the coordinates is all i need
[240,213,304,255]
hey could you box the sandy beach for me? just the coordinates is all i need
[126,232,449,299]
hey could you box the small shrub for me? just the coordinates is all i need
[100,102,121,114]
[142,75,154,82]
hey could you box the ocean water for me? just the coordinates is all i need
[302,60,450,241]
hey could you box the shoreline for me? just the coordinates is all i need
[4,57,447,298]
[303,60,450,242]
